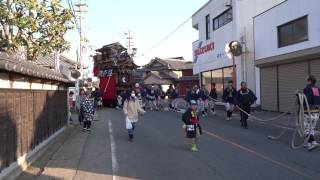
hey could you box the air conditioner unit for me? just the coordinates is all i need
[225,0,232,7]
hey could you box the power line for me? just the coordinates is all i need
[145,16,192,54]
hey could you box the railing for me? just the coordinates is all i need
[0,89,68,172]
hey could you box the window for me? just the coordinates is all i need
[201,66,233,99]
[223,67,233,91]
[213,8,232,31]
[202,71,211,92]
[206,14,210,40]
[278,16,308,47]
[211,69,223,97]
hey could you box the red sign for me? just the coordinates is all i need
[194,42,214,56]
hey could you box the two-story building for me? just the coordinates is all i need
[254,0,320,112]
[192,0,285,99]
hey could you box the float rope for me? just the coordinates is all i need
[208,97,292,122]
[207,92,317,149]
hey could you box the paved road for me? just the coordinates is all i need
[38,108,320,180]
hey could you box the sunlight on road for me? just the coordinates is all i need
[39,167,139,180]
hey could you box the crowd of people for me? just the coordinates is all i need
[68,75,319,152]
[117,84,180,142]
[117,83,179,111]
[184,80,256,129]
[117,81,258,150]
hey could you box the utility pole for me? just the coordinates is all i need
[125,30,134,56]
[75,0,87,80]
[74,0,87,95]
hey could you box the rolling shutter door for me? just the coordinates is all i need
[310,59,320,82]
[260,67,278,111]
[278,62,308,112]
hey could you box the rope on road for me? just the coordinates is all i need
[156,93,318,150]
[207,97,292,122]
[207,93,319,150]
[263,92,318,150]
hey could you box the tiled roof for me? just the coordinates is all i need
[35,54,81,69]
[0,53,69,82]
[143,73,173,85]
[145,57,193,70]
[145,71,176,80]
[159,59,193,70]
[96,42,126,53]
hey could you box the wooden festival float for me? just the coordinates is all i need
[93,42,138,106]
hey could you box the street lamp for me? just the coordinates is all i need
[228,40,243,86]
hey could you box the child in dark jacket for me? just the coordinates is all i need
[236,81,257,129]
[182,100,202,152]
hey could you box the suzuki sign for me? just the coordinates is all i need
[194,42,214,56]
[193,41,214,63]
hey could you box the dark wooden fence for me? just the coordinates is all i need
[0,89,68,172]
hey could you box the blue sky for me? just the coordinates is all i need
[64,0,208,66]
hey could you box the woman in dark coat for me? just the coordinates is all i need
[81,91,95,132]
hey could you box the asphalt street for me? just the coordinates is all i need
[37,108,320,180]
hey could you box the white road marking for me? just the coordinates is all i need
[108,119,120,180]
[204,130,313,179]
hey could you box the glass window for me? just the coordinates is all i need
[212,69,223,97]
[201,71,211,92]
[223,67,233,91]
[213,8,232,31]
[201,66,234,99]
[206,14,210,40]
[278,16,308,47]
[213,18,219,31]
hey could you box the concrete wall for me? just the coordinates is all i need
[192,0,235,74]
[191,0,286,104]
[0,73,66,91]
[234,0,285,103]
[254,0,320,60]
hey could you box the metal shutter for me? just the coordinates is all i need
[260,67,278,111]
[310,59,320,82]
[278,62,308,112]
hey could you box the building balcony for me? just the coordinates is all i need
[192,40,200,51]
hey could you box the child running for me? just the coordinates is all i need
[182,100,202,152]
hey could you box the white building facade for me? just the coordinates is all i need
[192,0,286,102]
[254,0,320,112]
